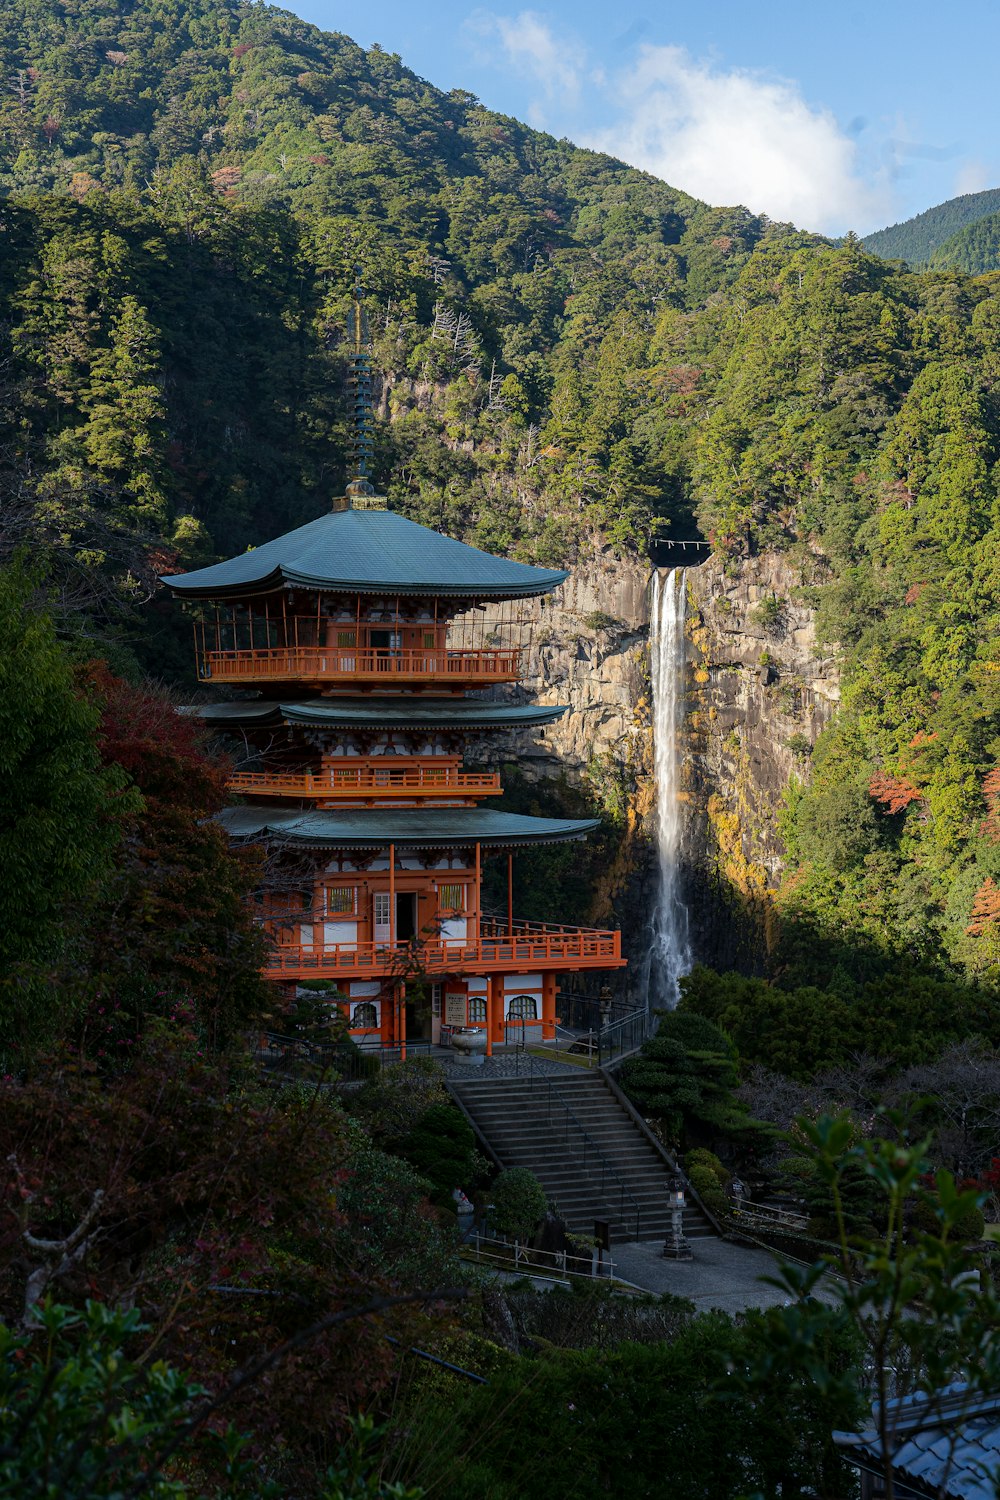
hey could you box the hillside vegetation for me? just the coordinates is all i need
[863,187,1000,265]
[3,0,1000,1024]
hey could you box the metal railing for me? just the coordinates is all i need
[252,1032,436,1080]
[199,644,520,684]
[519,1050,643,1240]
[596,1008,654,1066]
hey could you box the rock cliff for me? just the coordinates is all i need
[472,545,841,980]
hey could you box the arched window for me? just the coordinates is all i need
[467,996,487,1024]
[351,1002,378,1028]
[508,994,538,1021]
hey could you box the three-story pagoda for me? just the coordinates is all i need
[161,288,625,1051]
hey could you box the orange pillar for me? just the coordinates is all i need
[388,842,396,947]
[542,973,557,1041]
[486,974,494,1058]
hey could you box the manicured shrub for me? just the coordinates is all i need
[489,1168,548,1240]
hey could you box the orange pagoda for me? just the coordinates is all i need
[161,288,625,1052]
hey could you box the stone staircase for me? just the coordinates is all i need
[448,1070,717,1245]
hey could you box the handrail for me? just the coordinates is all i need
[229,766,502,798]
[596,1008,654,1067]
[265,927,623,978]
[519,1050,643,1241]
[199,645,520,682]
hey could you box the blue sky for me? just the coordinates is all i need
[287,0,998,236]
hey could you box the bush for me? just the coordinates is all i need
[489,1168,548,1240]
[398,1101,483,1206]
[911,1197,985,1243]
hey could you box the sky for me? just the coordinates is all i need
[285,0,1000,237]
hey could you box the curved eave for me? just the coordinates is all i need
[217,806,599,850]
[162,567,568,602]
[184,699,568,732]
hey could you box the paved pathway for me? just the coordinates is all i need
[612,1237,843,1315]
[439,1051,582,1080]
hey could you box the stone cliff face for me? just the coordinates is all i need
[683,552,840,971]
[471,545,841,981]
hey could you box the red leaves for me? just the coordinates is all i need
[869,770,923,815]
[982,768,1000,842]
[968,877,1000,935]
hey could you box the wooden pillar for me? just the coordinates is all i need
[542,972,557,1041]
[506,853,513,937]
[485,973,495,1058]
[388,843,396,948]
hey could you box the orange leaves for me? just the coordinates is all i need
[982,768,1000,841]
[968,877,1000,935]
[869,770,923,815]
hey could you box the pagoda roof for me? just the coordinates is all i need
[187,697,566,732]
[218,806,597,849]
[160,507,567,601]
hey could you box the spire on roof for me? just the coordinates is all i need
[344,265,376,502]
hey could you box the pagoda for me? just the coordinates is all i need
[161,281,625,1051]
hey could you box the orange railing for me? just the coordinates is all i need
[264,923,623,979]
[229,766,502,799]
[198,646,520,685]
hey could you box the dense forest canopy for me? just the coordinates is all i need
[862,187,1000,266]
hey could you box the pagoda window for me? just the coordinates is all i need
[327,886,357,916]
[508,994,538,1021]
[468,996,487,1024]
[336,630,356,647]
[439,883,465,911]
[352,1002,378,1029]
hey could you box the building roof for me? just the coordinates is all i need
[218,806,598,849]
[160,506,567,601]
[835,1385,1000,1499]
[187,698,567,732]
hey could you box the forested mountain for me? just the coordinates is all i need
[5,0,1000,1011]
[863,187,1000,265]
[930,210,1000,273]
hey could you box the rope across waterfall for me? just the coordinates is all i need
[648,568,692,1008]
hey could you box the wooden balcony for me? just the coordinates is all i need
[198,645,520,686]
[229,765,502,802]
[264,918,624,981]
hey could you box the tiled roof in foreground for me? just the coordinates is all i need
[187,698,567,731]
[219,806,597,849]
[161,506,567,600]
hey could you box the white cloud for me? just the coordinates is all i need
[467,14,891,234]
[467,10,587,124]
[953,160,992,197]
[587,45,886,235]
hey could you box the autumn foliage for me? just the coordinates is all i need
[868,770,923,815]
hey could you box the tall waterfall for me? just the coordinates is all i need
[647,568,692,1008]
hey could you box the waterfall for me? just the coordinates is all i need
[647,568,692,1008]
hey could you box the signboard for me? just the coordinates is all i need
[445,991,467,1026]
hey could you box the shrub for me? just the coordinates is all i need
[911,1197,985,1243]
[489,1168,547,1240]
[398,1101,483,1205]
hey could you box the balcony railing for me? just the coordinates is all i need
[198,645,520,685]
[264,921,624,979]
[228,766,502,800]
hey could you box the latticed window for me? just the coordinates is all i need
[373,893,390,928]
[352,1002,378,1028]
[327,886,356,915]
[337,631,357,647]
[439,883,464,911]
[423,632,436,648]
[467,996,487,1024]
[508,994,538,1021]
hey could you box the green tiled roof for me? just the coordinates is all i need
[161,507,567,600]
[219,807,597,849]
[188,698,567,731]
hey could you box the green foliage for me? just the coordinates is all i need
[397,1101,483,1206]
[396,1307,862,1499]
[0,1300,261,1499]
[0,561,129,1062]
[681,961,1000,1079]
[765,1113,1000,1498]
[488,1168,547,1241]
[932,210,1000,274]
[863,188,1000,265]
[618,1010,749,1142]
